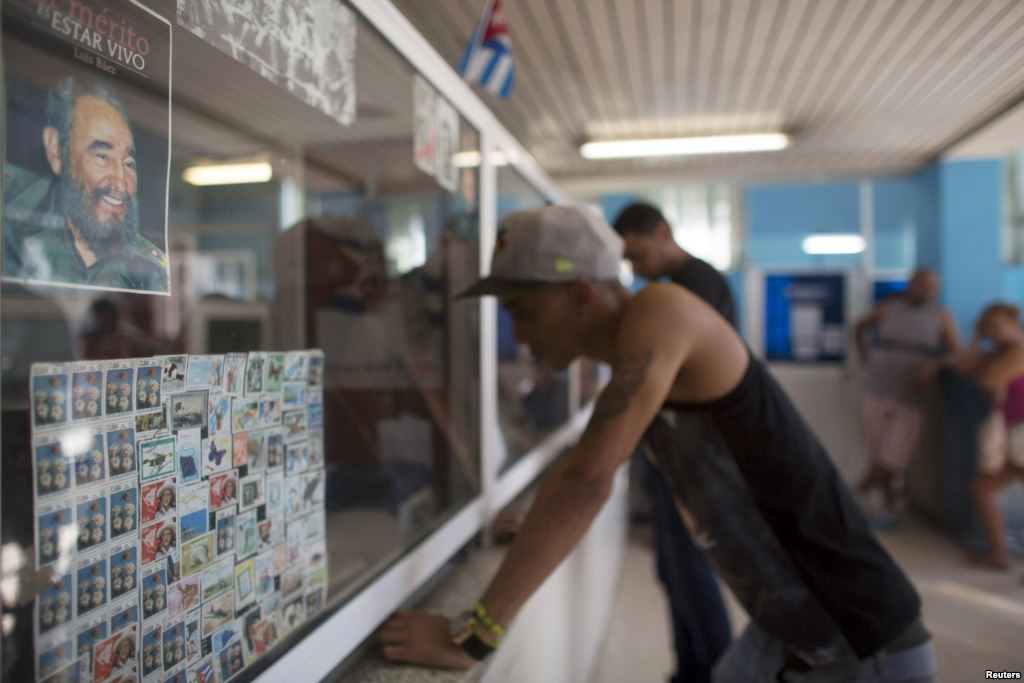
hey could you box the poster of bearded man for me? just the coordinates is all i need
[2,0,171,294]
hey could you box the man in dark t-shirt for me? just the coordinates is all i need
[614,202,735,326]
[614,202,734,683]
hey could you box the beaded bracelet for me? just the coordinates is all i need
[474,600,506,639]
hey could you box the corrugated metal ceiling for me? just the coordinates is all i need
[392,0,1024,181]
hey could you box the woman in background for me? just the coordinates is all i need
[935,303,1024,570]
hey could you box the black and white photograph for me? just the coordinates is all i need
[171,390,209,432]
[176,0,356,127]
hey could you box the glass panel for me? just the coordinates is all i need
[494,164,569,473]
[1,2,480,680]
[578,358,608,407]
[1005,148,1024,265]
[655,184,740,271]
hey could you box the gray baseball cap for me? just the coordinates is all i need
[459,205,624,299]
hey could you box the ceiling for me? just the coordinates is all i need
[392,0,1024,185]
[947,100,1024,160]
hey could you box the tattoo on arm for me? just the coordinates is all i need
[587,350,653,433]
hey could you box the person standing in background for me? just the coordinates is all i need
[926,303,1024,570]
[614,202,735,325]
[854,269,960,520]
[612,201,734,683]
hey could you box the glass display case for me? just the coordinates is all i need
[0,1,593,679]
[1,0,580,680]
[0,0,586,680]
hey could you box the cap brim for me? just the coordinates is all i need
[456,277,549,300]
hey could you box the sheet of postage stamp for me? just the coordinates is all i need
[29,350,327,682]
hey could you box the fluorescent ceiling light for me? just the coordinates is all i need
[579,133,790,159]
[802,234,866,255]
[452,150,510,168]
[183,161,273,186]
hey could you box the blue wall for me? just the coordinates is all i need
[873,176,917,271]
[605,180,911,271]
[938,160,1006,336]
[1006,268,1024,302]
[599,158,1023,340]
[913,165,941,269]
[742,177,919,272]
[743,181,862,269]
[601,194,635,227]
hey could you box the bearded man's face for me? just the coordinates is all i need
[58,95,139,253]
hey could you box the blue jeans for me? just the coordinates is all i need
[640,454,732,683]
[713,623,938,683]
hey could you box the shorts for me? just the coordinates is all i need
[978,415,1024,474]
[713,622,937,683]
[862,395,925,473]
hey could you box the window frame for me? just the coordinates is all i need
[253,1,582,680]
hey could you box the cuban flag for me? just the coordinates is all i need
[458,0,515,98]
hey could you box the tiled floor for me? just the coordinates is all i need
[594,517,1024,682]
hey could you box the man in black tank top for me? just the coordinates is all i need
[381,206,936,683]
[614,202,734,683]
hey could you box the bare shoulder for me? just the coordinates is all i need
[1000,341,1024,368]
[624,283,710,326]
[973,340,1024,391]
[610,285,682,354]
[616,283,722,364]
[939,308,958,325]
[859,300,893,324]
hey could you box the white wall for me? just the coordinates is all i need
[743,269,871,484]
[769,365,864,483]
[481,468,630,683]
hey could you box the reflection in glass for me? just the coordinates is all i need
[1,6,480,681]
[578,357,609,407]
[494,166,570,472]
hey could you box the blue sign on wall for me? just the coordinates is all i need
[764,273,846,363]
[873,278,907,303]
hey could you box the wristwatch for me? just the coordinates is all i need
[449,611,497,661]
